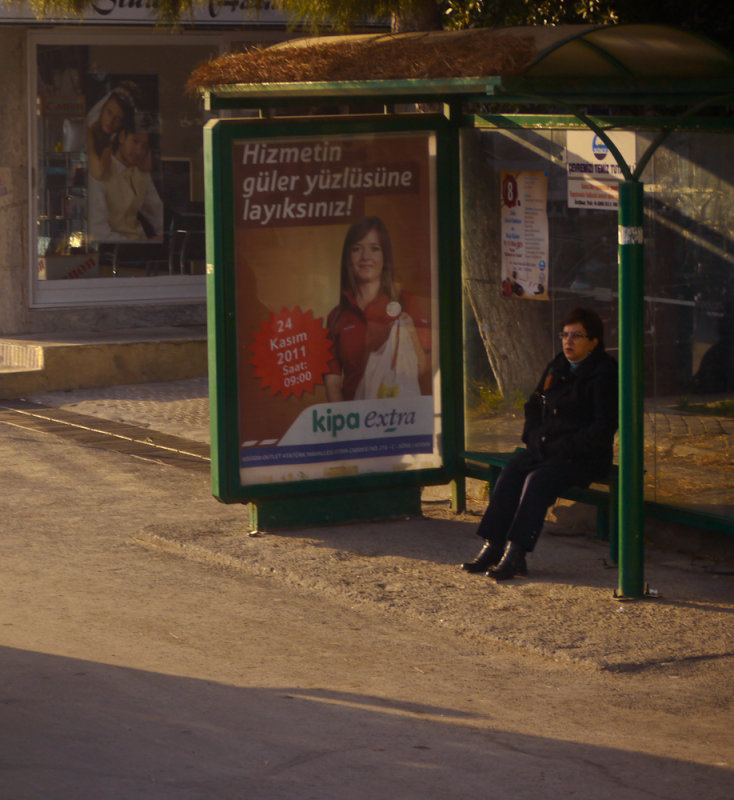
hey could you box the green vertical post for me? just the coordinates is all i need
[617,180,646,598]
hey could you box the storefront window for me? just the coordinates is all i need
[31,32,231,305]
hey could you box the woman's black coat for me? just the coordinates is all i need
[521,347,619,482]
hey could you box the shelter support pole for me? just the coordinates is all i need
[617,181,646,598]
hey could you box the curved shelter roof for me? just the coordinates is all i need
[190,24,734,108]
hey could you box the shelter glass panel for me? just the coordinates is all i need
[462,125,733,522]
[640,130,734,519]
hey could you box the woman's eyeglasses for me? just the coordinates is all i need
[559,331,589,341]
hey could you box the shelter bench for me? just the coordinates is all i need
[460,448,619,563]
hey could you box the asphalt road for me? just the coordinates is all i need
[0,411,732,799]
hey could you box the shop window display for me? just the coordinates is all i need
[35,41,211,284]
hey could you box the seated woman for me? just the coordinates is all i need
[324,216,431,402]
[461,307,618,581]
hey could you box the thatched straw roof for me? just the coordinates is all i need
[188,28,539,91]
[188,25,734,110]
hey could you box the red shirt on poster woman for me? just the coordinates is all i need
[325,216,431,402]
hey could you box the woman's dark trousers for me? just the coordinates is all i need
[475,453,591,553]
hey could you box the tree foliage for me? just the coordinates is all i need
[271,0,442,32]
[442,0,734,48]
[442,0,618,29]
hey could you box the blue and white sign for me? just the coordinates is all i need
[566,130,636,210]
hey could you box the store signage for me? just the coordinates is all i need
[0,1,287,26]
[38,255,100,280]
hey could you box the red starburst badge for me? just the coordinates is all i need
[250,306,333,399]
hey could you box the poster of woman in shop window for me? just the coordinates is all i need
[86,73,164,244]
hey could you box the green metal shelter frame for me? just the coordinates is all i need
[202,24,734,598]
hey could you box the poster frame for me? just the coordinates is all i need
[205,113,462,504]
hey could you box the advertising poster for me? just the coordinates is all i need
[86,73,164,245]
[232,131,441,485]
[500,170,549,300]
[566,130,636,210]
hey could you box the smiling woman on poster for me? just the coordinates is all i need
[86,80,154,181]
[325,216,431,402]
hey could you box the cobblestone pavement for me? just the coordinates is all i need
[652,406,733,439]
[29,378,211,444]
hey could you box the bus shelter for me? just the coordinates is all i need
[193,25,734,598]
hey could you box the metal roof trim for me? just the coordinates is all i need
[203,76,499,100]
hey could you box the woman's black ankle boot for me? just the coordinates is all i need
[461,541,504,573]
[488,541,528,581]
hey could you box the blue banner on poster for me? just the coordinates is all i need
[241,434,433,468]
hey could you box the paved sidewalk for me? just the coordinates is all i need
[29,377,212,444]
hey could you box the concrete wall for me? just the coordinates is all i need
[0,28,29,334]
[0,27,206,338]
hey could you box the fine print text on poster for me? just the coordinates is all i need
[233,132,441,486]
[500,171,549,301]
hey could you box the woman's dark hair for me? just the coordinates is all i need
[109,80,142,129]
[92,80,142,157]
[339,216,397,301]
[560,307,605,349]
